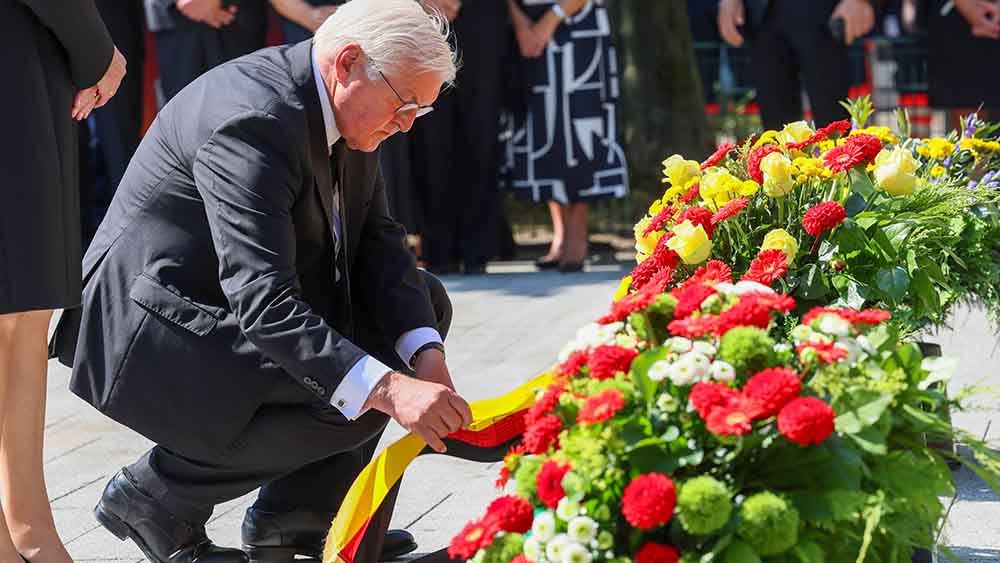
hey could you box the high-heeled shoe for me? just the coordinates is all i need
[559,261,584,273]
[535,257,561,270]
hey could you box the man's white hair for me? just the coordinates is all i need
[314,0,457,85]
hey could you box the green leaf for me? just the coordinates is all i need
[789,490,867,523]
[884,222,913,250]
[848,425,889,455]
[844,193,868,217]
[628,443,678,475]
[721,540,762,563]
[916,257,947,285]
[796,264,831,300]
[627,312,649,343]
[629,347,669,404]
[835,219,869,254]
[835,393,894,434]
[832,275,868,309]
[876,266,909,302]
[849,167,876,198]
[854,213,879,230]
[911,270,940,314]
[870,228,898,261]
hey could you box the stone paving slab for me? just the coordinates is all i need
[37,262,1000,561]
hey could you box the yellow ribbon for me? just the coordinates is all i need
[322,371,554,563]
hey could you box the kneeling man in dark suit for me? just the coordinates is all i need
[54,2,469,562]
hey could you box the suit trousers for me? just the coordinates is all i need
[154,1,267,102]
[127,270,452,524]
[748,0,850,130]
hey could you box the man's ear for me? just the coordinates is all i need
[333,43,363,84]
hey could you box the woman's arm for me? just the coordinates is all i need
[532,0,589,44]
[269,0,337,32]
[508,0,546,57]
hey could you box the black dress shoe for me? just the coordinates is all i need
[242,508,417,563]
[95,470,247,563]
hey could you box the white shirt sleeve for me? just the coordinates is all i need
[395,327,443,367]
[330,355,392,420]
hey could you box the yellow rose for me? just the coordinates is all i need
[634,217,664,259]
[666,220,713,265]
[761,229,799,263]
[777,121,814,145]
[873,146,919,197]
[614,276,633,302]
[760,152,795,197]
[662,154,702,188]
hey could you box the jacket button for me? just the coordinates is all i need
[318,387,327,395]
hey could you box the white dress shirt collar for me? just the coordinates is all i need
[312,46,341,152]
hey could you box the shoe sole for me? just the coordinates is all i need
[245,546,318,563]
[95,503,180,563]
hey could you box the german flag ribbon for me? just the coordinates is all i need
[322,371,555,563]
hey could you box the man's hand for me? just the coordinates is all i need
[831,0,876,45]
[72,46,126,121]
[307,5,338,31]
[363,372,472,453]
[425,0,461,22]
[717,0,746,47]
[955,0,1000,39]
[177,0,238,29]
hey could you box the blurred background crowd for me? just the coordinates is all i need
[77,0,1000,276]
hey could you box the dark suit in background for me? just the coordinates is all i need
[80,0,146,248]
[144,0,267,102]
[1,0,113,315]
[744,0,851,129]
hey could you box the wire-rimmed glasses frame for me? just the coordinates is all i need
[378,69,434,118]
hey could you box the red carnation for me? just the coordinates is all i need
[849,133,884,162]
[742,367,802,419]
[667,314,719,338]
[635,542,681,563]
[630,233,679,290]
[527,381,567,425]
[588,345,639,380]
[495,444,527,488]
[741,249,788,286]
[823,142,867,173]
[706,405,754,435]
[678,206,716,237]
[671,282,718,319]
[802,201,847,236]
[689,381,741,419]
[778,397,836,446]
[536,460,571,508]
[578,389,626,425]
[854,309,891,325]
[680,181,702,204]
[484,495,534,533]
[684,260,734,288]
[715,298,772,334]
[622,473,677,530]
[643,204,678,237]
[599,269,673,324]
[448,518,499,560]
[701,142,736,170]
[557,352,589,379]
[785,120,851,150]
[523,414,562,454]
[747,144,782,184]
[797,341,849,363]
[711,197,750,225]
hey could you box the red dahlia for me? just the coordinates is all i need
[588,345,639,380]
[527,381,567,425]
[622,473,677,530]
[522,414,562,454]
[742,367,802,419]
[849,133,884,161]
[684,260,734,288]
[667,314,719,338]
[823,142,867,172]
[448,518,499,560]
[741,249,788,286]
[678,206,716,237]
[484,495,534,533]
[635,542,681,563]
[778,397,836,446]
[747,144,783,184]
[680,181,702,204]
[578,389,626,425]
[797,341,849,363]
[689,381,741,419]
[701,141,736,170]
[706,405,754,436]
[630,234,679,290]
[854,309,892,325]
[802,201,847,236]
[711,197,750,225]
[715,298,772,334]
[557,351,589,379]
[536,460,571,508]
[643,204,678,237]
[671,282,718,319]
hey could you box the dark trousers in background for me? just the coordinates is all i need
[154,0,267,102]
[748,0,850,130]
[409,1,509,271]
[127,271,452,524]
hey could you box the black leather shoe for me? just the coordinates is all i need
[95,470,247,563]
[242,508,417,562]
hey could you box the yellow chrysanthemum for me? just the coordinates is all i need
[930,165,946,177]
[917,138,955,160]
[700,168,759,210]
[792,157,831,180]
[959,138,1000,158]
[851,126,899,145]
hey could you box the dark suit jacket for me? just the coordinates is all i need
[54,40,437,457]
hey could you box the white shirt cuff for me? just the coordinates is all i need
[395,327,443,368]
[330,355,392,420]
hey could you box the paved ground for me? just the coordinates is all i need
[41,261,999,562]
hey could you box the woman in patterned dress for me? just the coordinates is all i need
[505,0,628,272]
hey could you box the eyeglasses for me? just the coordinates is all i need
[378,69,434,118]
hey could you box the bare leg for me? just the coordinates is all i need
[0,309,72,563]
[561,202,589,266]
[0,314,25,561]
[541,201,567,263]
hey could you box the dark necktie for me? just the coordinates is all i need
[330,145,343,281]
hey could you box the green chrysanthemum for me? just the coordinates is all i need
[677,476,733,535]
[737,492,800,556]
[718,327,777,378]
[514,456,544,504]
[481,533,525,563]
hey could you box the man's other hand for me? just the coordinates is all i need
[718,0,746,47]
[363,372,473,453]
[955,0,1000,39]
[831,0,876,45]
[177,0,238,28]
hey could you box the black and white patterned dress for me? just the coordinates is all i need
[503,0,629,204]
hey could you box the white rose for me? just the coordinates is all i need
[647,360,672,382]
[709,360,736,382]
[567,516,599,543]
[546,534,572,562]
[533,511,557,542]
[561,542,593,563]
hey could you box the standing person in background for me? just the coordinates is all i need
[410,0,511,276]
[716,0,877,129]
[505,0,629,273]
[0,1,126,562]
[144,0,267,102]
[270,0,340,44]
